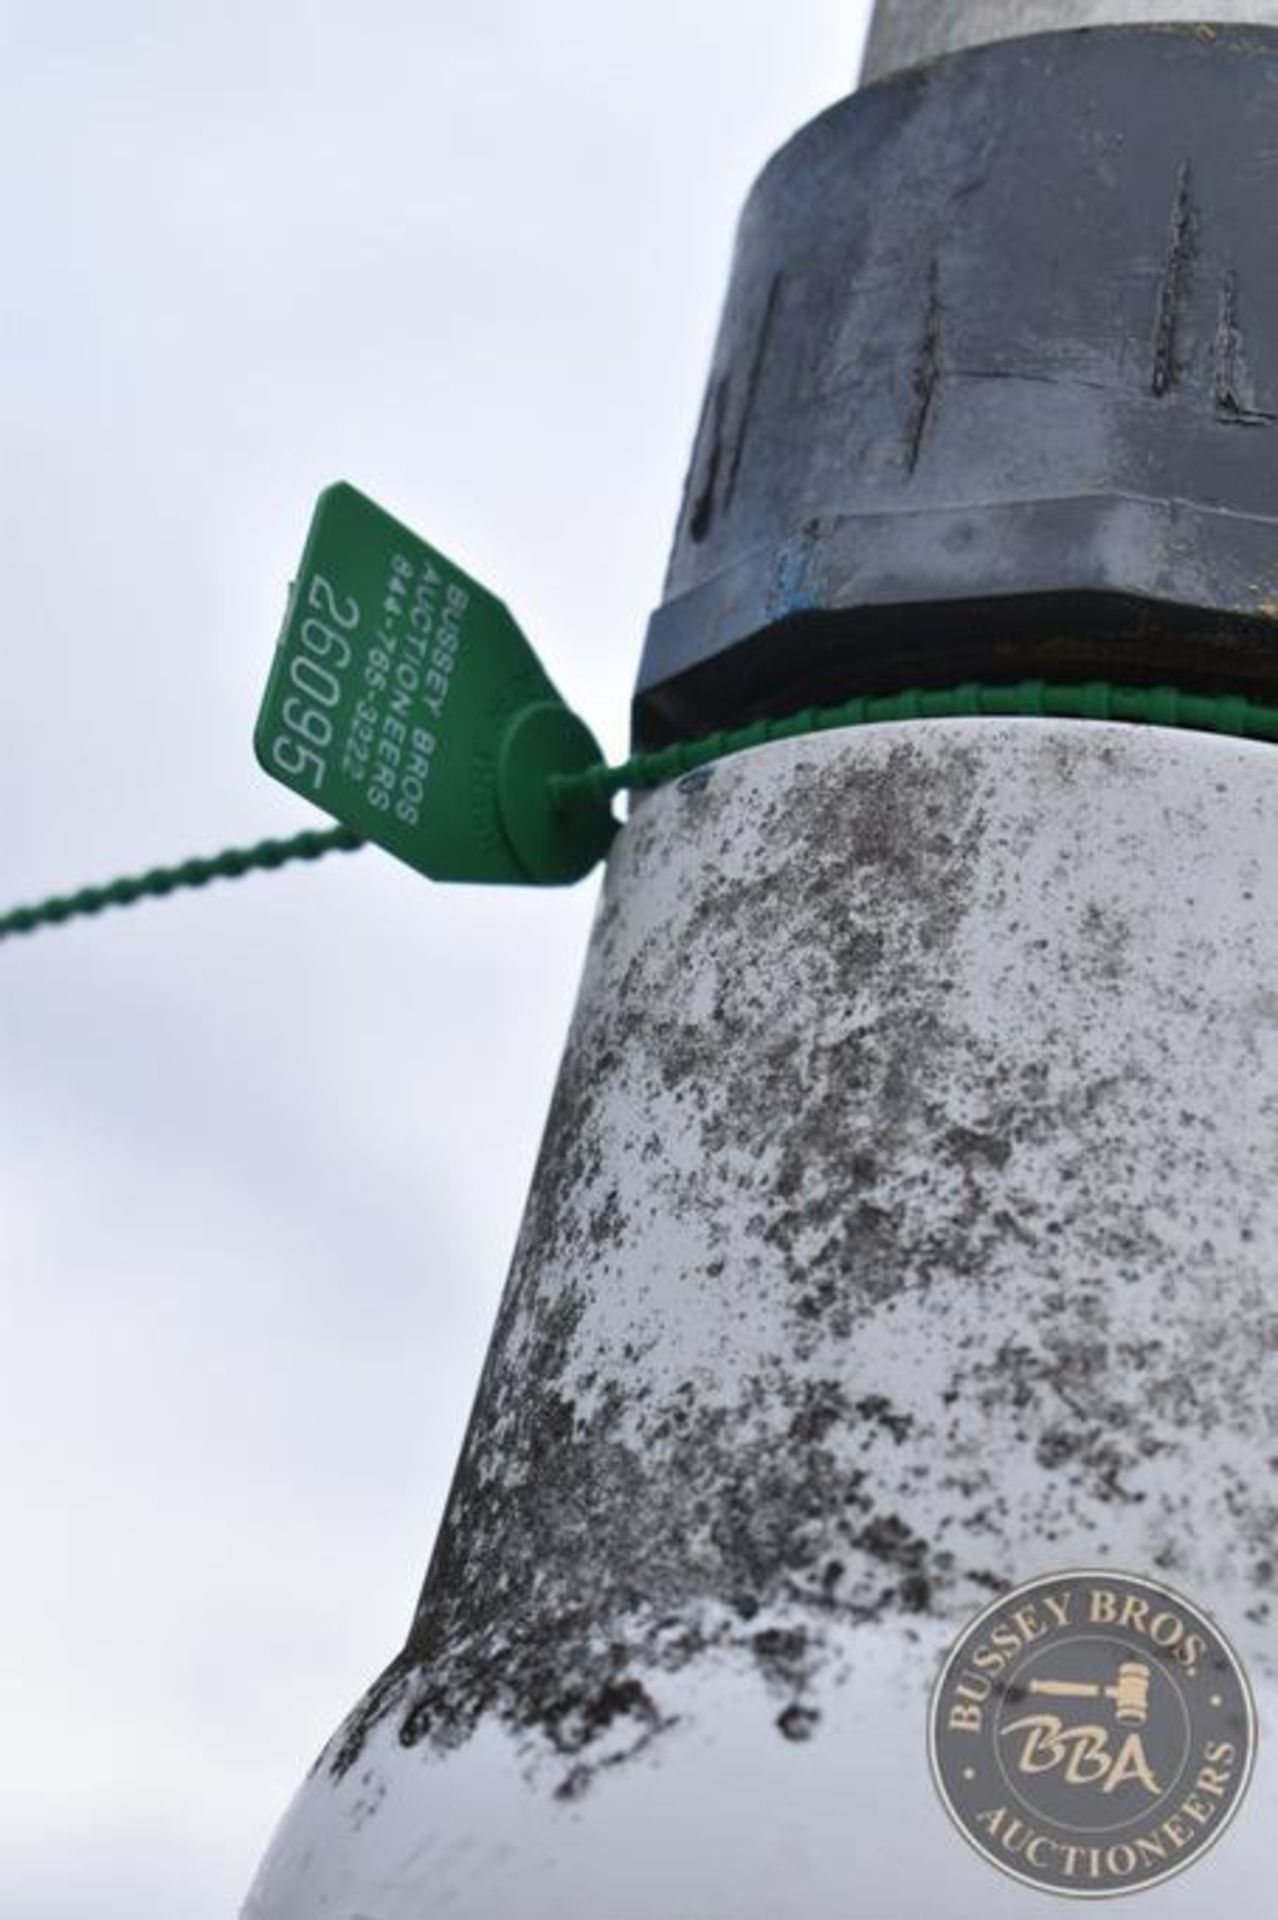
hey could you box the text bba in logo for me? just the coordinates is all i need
[929,1569,1255,1897]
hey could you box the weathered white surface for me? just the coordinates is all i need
[246,721,1278,1916]
[243,1622,1277,1918]
[861,1,1278,81]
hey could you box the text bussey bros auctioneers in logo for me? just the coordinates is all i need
[929,1569,1257,1898]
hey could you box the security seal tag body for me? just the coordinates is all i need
[255,483,616,885]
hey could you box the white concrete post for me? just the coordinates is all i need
[245,10,1278,1914]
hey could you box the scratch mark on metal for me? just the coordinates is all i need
[724,273,783,511]
[687,374,729,544]
[1150,160,1195,398]
[1213,269,1275,425]
[906,258,942,474]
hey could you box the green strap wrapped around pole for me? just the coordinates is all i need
[11,676,1278,941]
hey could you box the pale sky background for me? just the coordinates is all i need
[0,5,870,1914]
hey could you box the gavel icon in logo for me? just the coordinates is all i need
[1027,1661,1152,1727]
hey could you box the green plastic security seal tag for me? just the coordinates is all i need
[255,483,616,884]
